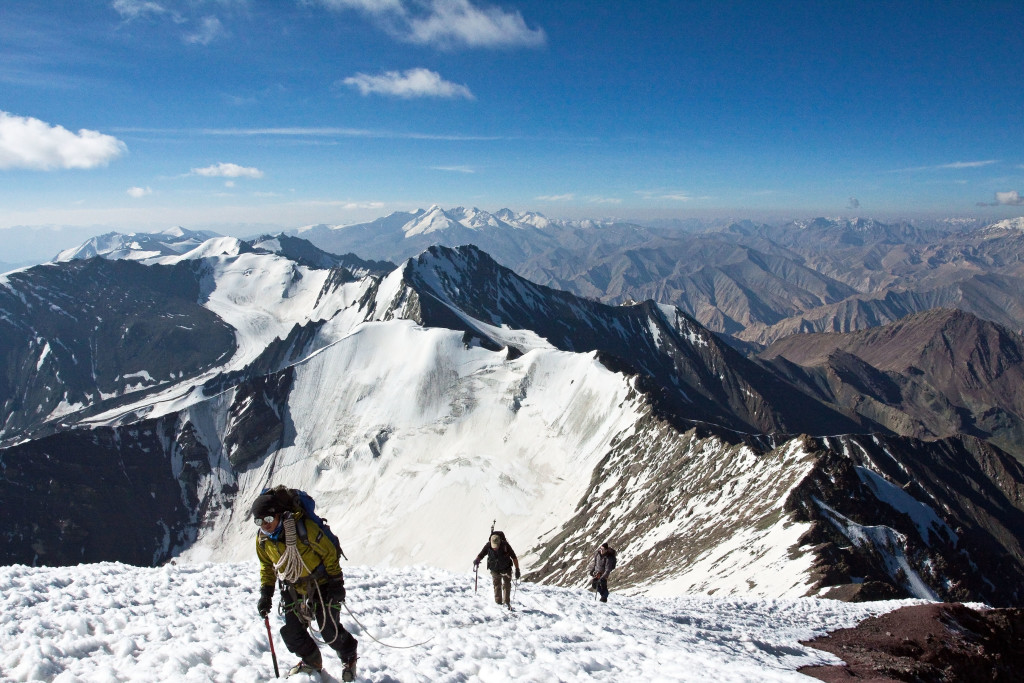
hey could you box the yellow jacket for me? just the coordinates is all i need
[256,514,342,593]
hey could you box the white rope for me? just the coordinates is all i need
[274,515,311,584]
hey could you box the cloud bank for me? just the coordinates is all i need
[0,111,127,171]
[190,162,264,178]
[343,68,474,99]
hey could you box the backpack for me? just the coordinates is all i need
[263,485,347,560]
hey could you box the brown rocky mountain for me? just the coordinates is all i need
[759,308,1024,461]
[737,272,1024,345]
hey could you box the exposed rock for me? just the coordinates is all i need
[800,603,1024,682]
[760,309,1024,462]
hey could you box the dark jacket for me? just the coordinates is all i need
[587,545,617,578]
[475,531,518,574]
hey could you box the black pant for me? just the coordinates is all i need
[593,576,609,601]
[280,594,358,664]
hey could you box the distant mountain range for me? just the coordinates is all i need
[2,229,1023,606]
[293,208,1024,346]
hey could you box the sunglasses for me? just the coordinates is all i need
[253,514,277,525]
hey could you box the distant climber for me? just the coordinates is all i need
[473,530,521,608]
[587,542,617,603]
[252,486,359,681]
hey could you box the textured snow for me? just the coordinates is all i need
[0,561,911,682]
[181,321,643,576]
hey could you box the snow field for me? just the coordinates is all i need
[0,561,909,682]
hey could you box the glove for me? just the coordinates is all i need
[323,575,346,604]
[515,568,521,579]
[257,584,274,618]
[473,559,480,569]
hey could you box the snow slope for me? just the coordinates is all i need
[0,561,912,682]
[179,321,645,575]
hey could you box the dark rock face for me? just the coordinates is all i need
[223,369,294,469]
[0,364,296,567]
[800,603,1024,682]
[250,233,394,276]
[791,434,1024,607]
[0,418,191,566]
[0,258,236,446]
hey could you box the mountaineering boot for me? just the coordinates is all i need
[287,650,323,678]
[286,661,323,678]
[341,656,358,682]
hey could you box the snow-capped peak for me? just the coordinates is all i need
[54,228,224,263]
[398,206,552,237]
[402,205,456,236]
[983,216,1024,233]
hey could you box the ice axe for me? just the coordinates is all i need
[264,616,280,678]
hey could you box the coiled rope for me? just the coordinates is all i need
[273,514,310,584]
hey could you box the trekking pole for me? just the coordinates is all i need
[264,616,280,678]
[474,564,479,593]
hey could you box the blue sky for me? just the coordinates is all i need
[1,0,1023,257]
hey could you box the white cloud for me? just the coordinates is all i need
[313,0,404,13]
[536,194,575,201]
[311,0,545,49]
[938,160,998,169]
[127,186,152,197]
[636,190,703,202]
[431,165,475,173]
[407,0,545,49]
[0,111,127,171]
[893,159,1000,173]
[185,16,225,45]
[191,162,264,178]
[995,190,1024,206]
[111,0,168,20]
[112,1,229,45]
[343,68,474,99]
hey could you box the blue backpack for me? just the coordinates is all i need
[263,486,347,560]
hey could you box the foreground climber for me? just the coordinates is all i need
[473,530,521,608]
[253,487,358,681]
